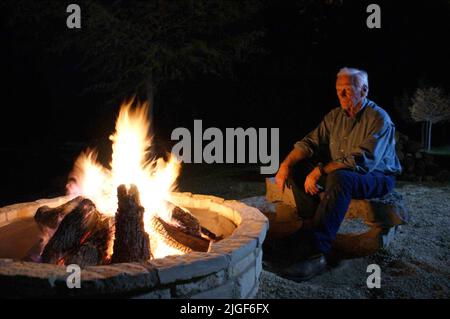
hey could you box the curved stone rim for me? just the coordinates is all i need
[0,193,268,298]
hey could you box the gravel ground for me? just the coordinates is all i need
[255,182,450,299]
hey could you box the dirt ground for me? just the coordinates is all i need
[179,164,450,299]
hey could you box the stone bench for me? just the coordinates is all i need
[242,178,409,255]
[334,191,408,255]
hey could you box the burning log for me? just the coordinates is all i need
[151,217,210,253]
[64,243,101,267]
[111,184,151,263]
[165,201,221,241]
[149,202,219,253]
[29,184,221,265]
[144,202,220,253]
[24,196,84,262]
[200,226,221,241]
[41,199,112,267]
[23,237,48,263]
[169,204,200,237]
[35,196,84,233]
[66,215,113,266]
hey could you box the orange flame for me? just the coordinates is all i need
[67,100,183,259]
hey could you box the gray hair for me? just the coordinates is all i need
[337,67,369,90]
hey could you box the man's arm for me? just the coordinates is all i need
[339,117,397,174]
[323,161,349,174]
[303,161,348,195]
[275,147,308,190]
[275,112,332,191]
[282,147,309,168]
[278,149,348,194]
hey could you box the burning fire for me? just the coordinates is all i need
[66,100,183,259]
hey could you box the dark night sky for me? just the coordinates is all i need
[1,0,449,205]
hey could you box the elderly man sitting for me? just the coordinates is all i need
[274,67,402,281]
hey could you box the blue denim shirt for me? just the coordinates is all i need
[294,98,402,175]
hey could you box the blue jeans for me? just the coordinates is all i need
[290,165,396,254]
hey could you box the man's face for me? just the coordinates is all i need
[336,74,365,111]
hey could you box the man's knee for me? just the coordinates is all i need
[325,169,353,191]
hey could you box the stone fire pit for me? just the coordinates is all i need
[0,193,268,298]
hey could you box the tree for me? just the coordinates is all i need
[409,87,450,151]
[4,0,267,108]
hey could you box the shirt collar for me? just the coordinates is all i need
[341,98,369,121]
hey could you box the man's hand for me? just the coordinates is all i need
[275,163,290,191]
[304,167,321,195]
[275,148,308,192]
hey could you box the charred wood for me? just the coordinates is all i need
[111,184,151,263]
[34,196,84,232]
[165,201,220,241]
[41,199,111,266]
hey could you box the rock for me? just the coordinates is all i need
[261,177,303,238]
[239,196,275,221]
[330,192,408,257]
[265,177,296,207]
[240,196,301,239]
[332,226,402,258]
[345,191,409,228]
[245,176,409,257]
[242,190,408,239]
[243,189,408,275]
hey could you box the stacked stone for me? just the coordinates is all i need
[0,193,269,299]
